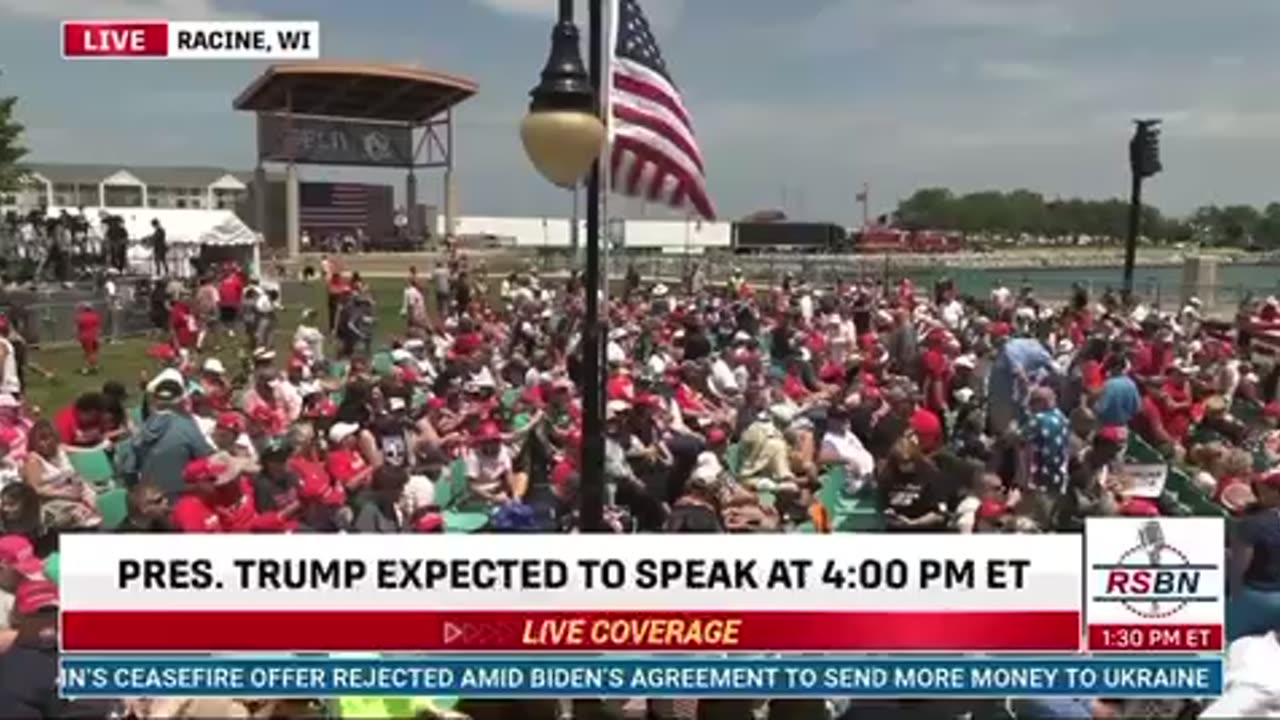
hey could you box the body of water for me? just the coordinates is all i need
[929,262,1279,308]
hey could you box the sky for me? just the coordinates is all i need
[2,0,1279,224]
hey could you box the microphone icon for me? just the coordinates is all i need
[1137,521,1165,614]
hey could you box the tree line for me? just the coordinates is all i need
[892,188,1280,249]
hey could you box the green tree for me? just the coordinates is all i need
[0,79,26,191]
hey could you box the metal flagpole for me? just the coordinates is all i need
[599,0,618,310]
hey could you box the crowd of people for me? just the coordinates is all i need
[0,249,1276,718]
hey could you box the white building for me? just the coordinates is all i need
[1,162,252,212]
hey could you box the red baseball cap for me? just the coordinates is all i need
[977,499,1007,520]
[0,425,21,449]
[706,427,728,446]
[216,412,245,433]
[0,535,44,577]
[182,456,234,485]
[472,421,503,443]
[146,343,177,361]
[414,513,444,532]
[989,322,1012,339]
[1097,425,1128,443]
[1119,497,1161,517]
[14,578,57,614]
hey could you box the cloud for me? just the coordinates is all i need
[976,61,1056,81]
[892,0,1077,36]
[472,0,685,30]
[0,0,259,20]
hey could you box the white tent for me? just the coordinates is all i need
[47,207,261,277]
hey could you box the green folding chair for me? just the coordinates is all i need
[43,552,60,586]
[371,351,394,377]
[96,487,128,530]
[1124,434,1165,465]
[437,459,489,533]
[67,446,116,489]
[724,443,742,474]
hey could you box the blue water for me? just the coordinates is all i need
[908,262,1280,307]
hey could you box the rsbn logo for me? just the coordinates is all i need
[1091,521,1216,619]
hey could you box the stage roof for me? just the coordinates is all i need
[233,62,478,124]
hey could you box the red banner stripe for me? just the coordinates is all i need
[62,610,1080,653]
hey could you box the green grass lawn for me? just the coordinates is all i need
[22,277,412,412]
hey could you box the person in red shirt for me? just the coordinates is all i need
[171,454,297,533]
[169,298,198,356]
[606,362,635,402]
[74,303,101,376]
[919,329,952,416]
[287,423,347,515]
[1155,364,1194,443]
[241,371,291,438]
[325,269,349,333]
[780,358,812,402]
[52,392,106,448]
[326,422,374,495]
[1132,328,1175,380]
[217,265,245,338]
[198,358,231,412]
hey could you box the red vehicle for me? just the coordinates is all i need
[852,226,965,253]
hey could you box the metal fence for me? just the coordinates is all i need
[0,290,154,348]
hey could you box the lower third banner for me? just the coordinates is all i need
[60,655,1222,698]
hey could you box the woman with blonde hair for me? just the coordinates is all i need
[20,420,100,531]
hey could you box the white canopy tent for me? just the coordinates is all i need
[46,207,262,278]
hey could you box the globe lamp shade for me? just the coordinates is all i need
[521,109,606,188]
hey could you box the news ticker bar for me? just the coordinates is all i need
[61,610,1083,653]
[61,611,1224,654]
[59,655,1223,698]
[62,20,320,59]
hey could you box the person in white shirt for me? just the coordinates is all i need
[293,309,325,362]
[797,288,814,323]
[0,324,20,398]
[708,347,741,400]
[990,284,1012,311]
[818,410,874,490]
[400,278,428,332]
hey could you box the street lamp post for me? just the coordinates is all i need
[1123,118,1163,301]
[521,0,607,532]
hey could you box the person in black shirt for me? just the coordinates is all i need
[867,386,914,460]
[878,434,948,532]
[119,482,172,532]
[0,485,55,558]
[770,313,795,364]
[104,215,128,272]
[681,318,712,362]
[252,441,307,527]
[149,219,168,277]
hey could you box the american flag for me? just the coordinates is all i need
[610,0,714,220]
[299,183,369,230]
